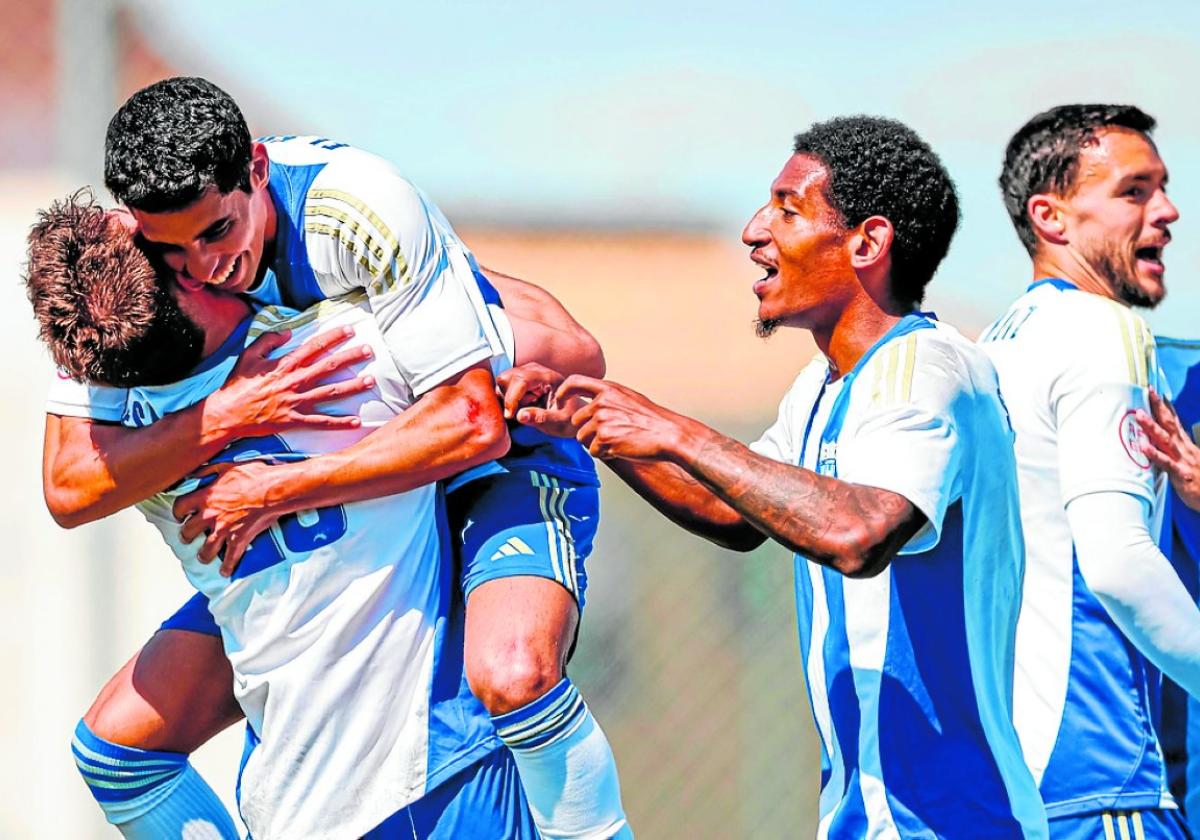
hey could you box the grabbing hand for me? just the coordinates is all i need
[497,363,565,419]
[1136,389,1200,512]
[209,326,376,438]
[173,461,283,577]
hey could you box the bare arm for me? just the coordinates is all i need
[42,329,373,528]
[522,375,926,576]
[175,362,509,574]
[480,266,606,378]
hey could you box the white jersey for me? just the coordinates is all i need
[980,278,1171,817]
[87,296,497,839]
[46,134,506,420]
[750,315,1045,839]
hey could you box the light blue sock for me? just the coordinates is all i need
[72,719,240,839]
[493,678,632,839]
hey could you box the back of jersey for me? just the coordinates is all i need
[131,296,497,839]
[980,280,1172,818]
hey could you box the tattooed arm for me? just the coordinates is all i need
[521,375,927,576]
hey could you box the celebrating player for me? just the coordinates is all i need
[45,76,629,839]
[980,104,1200,839]
[28,194,538,837]
[518,117,1048,838]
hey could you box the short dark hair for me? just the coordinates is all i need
[1000,104,1157,255]
[105,76,253,212]
[793,116,959,309]
[24,191,204,386]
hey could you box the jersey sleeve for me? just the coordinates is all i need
[45,371,127,421]
[1052,302,1158,506]
[301,164,501,396]
[835,335,964,554]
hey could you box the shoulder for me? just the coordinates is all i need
[862,321,985,409]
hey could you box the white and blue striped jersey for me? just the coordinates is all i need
[751,314,1046,839]
[45,135,597,486]
[120,297,498,840]
[980,279,1173,819]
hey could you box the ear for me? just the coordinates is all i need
[249,142,270,190]
[1027,194,1068,245]
[849,216,893,271]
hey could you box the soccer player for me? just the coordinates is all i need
[519,117,1047,838]
[980,104,1200,839]
[26,194,535,838]
[46,77,629,839]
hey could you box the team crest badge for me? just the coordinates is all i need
[1118,409,1151,469]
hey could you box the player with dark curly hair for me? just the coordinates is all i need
[514,116,1048,838]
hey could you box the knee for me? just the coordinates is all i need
[467,641,564,716]
[82,681,165,750]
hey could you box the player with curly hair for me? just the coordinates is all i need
[517,116,1048,838]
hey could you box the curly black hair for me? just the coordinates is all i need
[24,191,204,386]
[105,76,253,212]
[999,104,1156,255]
[792,116,959,310]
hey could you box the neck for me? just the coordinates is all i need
[813,291,907,380]
[196,293,253,359]
[1031,248,1116,301]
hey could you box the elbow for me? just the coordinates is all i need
[823,525,895,578]
[466,395,511,464]
[43,482,88,530]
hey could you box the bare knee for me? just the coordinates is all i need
[467,640,564,716]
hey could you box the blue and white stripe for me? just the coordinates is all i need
[533,471,579,598]
[493,679,588,751]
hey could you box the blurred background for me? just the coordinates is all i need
[2,1,1199,836]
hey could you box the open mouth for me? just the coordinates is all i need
[213,255,240,287]
[1135,245,1164,273]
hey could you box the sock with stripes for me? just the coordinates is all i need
[71,719,240,839]
[492,678,632,839]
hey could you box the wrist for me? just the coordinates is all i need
[666,416,716,466]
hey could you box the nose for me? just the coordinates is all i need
[180,247,221,282]
[742,205,770,247]
[1153,189,1180,227]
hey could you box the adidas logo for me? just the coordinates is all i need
[490,536,536,561]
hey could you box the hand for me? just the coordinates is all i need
[497,363,565,419]
[1136,389,1200,511]
[207,327,376,438]
[541,375,691,462]
[173,461,283,577]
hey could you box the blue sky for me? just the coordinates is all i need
[135,0,1200,334]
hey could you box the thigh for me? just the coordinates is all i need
[84,624,242,753]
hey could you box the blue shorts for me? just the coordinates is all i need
[159,469,600,637]
[447,470,598,611]
[363,746,536,839]
[1050,808,1192,840]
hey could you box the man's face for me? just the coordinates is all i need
[131,143,273,296]
[741,154,853,336]
[1059,128,1179,308]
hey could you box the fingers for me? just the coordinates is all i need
[220,535,250,578]
[554,375,605,404]
[1134,409,1180,461]
[288,344,374,388]
[245,329,292,359]
[502,375,531,419]
[291,412,363,430]
[1149,389,1185,436]
[278,326,354,370]
[295,376,376,407]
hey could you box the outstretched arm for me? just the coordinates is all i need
[175,361,508,575]
[43,329,373,527]
[520,375,925,575]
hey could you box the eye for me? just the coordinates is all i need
[204,221,232,242]
[1124,186,1145,199]
[780,207,797,219]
